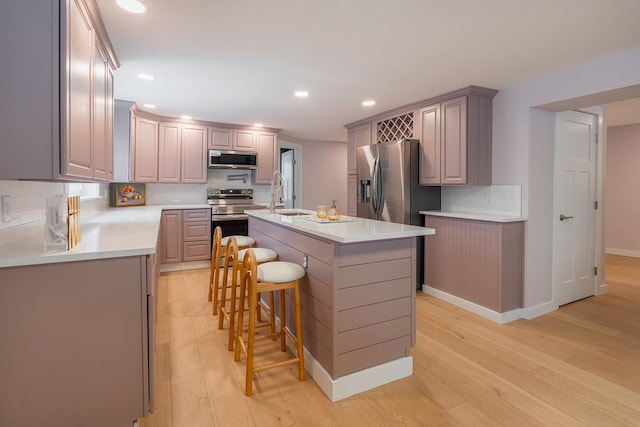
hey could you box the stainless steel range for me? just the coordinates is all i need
[207,188,266,237]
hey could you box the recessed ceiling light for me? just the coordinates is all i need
[181,115,192,120]
[254,123,264,127]
[362,100,376,107]
[137,73,155,80]
[116,0,146,14]
[294,91,309,98]
[143,103,156,109]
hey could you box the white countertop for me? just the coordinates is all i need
[420,210,527,223]
[0,205,211,269]
[247,209,435,244]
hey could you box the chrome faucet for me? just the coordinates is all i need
[269,170,283,213]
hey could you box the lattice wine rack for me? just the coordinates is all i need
[376,112,414,143]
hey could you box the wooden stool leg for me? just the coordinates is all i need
[279,289,287,352]
[269,291,276,338]
[293,282,305,381]
[234,270,247,363]
[246,280,258,396]
[212,261,220,315]
[207,268,213,302]
[218,269,229,329]
[227,269,239,351]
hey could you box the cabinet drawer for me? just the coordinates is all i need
[183,209,210,222]
[183,241,211,261]
[183,221,211,241]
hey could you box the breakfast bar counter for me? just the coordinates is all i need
[246,209,434,401]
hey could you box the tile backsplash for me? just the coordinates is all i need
[145,169,271,205]
[0,180,109,247]
[440,185,522,216]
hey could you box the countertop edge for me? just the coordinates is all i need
[247,210,434,243]
[420,210,527,223]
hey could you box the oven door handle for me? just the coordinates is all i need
[211,214,249,221]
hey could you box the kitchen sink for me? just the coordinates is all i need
[278,211,308,216]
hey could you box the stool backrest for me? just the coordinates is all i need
[240,249,257,290]
[221,236,239,288]
[209,226,223,287]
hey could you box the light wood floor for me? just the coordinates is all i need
[140,254,640,426]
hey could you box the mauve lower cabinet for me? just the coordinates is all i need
[424,215,524,313]
[0,253,159,427]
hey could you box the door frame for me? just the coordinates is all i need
[552,106,607,307]
[278,139,302,208]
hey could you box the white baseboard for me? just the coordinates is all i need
[421,285,523,324]
[302,347,413,402]
[597,282,609,296]
[605,248,640,258]
[520,300,558,320]
[160,260,210,273]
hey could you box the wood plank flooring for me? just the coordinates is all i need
[140,254,640,426]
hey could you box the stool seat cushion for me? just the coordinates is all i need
[221,235,255,248]
[257,262,305,283]
[238,248,277,264]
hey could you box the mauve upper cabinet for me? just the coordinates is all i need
[0,0,118,181]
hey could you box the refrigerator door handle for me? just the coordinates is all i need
[372,156,383,216]
[372,157,379,214]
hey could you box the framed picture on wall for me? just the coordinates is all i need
[111,183,146,207]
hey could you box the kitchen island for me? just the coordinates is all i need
[246,209,435,401]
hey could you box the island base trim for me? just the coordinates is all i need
[302,346,413,402]
[422,285,523,324]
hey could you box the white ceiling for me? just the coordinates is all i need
[96,0,640,141]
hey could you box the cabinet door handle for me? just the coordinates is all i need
[559,214,574,221]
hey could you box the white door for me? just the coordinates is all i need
[553,110,598,306]
[281,149,295,209]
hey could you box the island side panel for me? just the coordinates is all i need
[499,221,525,312]
[334,238,416,378]
[424,215,524,312]
[249,218,336,376]
[0,257,147,427]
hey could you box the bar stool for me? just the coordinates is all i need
[218,247,279,351]
[221,235,255,250]
[234,250,306,396]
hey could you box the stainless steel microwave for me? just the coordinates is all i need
[208,150,258,169]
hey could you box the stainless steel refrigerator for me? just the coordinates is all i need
[357,139,440,288]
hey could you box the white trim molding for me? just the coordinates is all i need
[421,285,524,324]
[606,248,640,258]
[302,347,413,402]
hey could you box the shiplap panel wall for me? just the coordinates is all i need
[425,216,523,312]
[250,223,335,374]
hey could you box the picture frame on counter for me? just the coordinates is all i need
[111,183,146,207]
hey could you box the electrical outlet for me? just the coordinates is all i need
[2,196,13,222]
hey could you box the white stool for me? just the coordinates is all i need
[222,235,255,249]
[238,247,277,264]
[234,250,306,396]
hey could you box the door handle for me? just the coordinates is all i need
[560,214,574,221]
